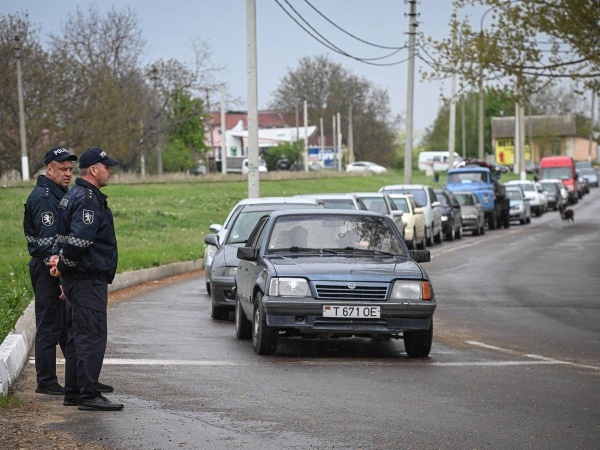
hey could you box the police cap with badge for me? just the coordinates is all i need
[44,147,78,165]
[79,148,120,169]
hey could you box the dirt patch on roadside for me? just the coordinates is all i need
[0,270,203,450]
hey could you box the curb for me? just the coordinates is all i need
[0,259,203,396]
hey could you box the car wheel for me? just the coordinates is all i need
[425,225,433,246]
[445,221,454,241]
[235,297,252,340]
[473,223,481,236]
[434,227,443,244]
[520,217,525,225]
[206,281,211,295]
[211,302,229,321]
[404,320,433,358]
[417,230,426,249]
[480,220,486,235]
[407,228,416,250]
[455,224,462,239]
[252,292,277,355]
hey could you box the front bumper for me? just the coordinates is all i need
[210,275,235,307]
[262,296,436,334]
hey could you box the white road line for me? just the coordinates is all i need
[465,340,600,371]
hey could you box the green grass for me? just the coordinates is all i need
[0,168,525,342]
[0,392,22,407]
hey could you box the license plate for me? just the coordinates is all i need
[323,305,381,318]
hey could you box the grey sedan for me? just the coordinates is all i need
[233,209,435,357]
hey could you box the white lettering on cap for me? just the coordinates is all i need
[100,151,107,158]
[54,148,68,155]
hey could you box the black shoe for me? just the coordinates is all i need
[95,381,114,393]
[63,397,78,406]
[78,395,124,411]
[35,382,65,395]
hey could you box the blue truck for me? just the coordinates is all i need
[445,161,510,230]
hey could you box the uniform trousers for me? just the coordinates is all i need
[29,257,67,387]
[62,275,108,402]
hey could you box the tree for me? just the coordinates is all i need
[422,87,515,158]
[270,55,397,165]
[263,141,304,170]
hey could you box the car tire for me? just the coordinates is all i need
[434,227,443,244]
[235,297,252,340]
[407,228,416,250]
[425,225,433,246]
[253,293,277,355]
[480,220,486,235]
[404,320,433,358]
[520,217,525,225]
[206,282,211,295]
[455,224,462,240]
[211,302,229,321]
[417,231,426,249]
[445,221,454,241]
[473,223,481,236]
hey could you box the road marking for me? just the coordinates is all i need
[466,340,600,371]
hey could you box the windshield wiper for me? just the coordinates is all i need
[342,247,396,256]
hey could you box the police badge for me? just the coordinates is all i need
[83,209,94,225]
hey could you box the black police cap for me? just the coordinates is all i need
[44,147,78,165]
[78,148,119,169]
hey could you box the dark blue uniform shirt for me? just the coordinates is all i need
[54,178,118,283]
[24,175,68,260]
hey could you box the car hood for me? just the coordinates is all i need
[460,205,479,214]
[268,255,425,281]
[446,181,489,191]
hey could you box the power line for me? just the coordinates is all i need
[273,0,410,66]
[302,0,406,50]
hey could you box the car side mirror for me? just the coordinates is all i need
[237,247,258,261]
[209,223,222,234]
[204,234,219,246]
[410,249,431,263]
[431,201,440,208]
[414,207,424,214]
[391,210,404,219]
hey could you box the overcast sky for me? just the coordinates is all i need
[6,1,483,139]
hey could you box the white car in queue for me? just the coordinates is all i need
[387,193,427,250]
[204,197,323,320]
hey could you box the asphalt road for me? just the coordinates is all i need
[27,192,600,449]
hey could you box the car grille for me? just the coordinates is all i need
[313,281,388,301]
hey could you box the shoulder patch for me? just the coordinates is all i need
[41,212,54,227]
[83,209,94,225]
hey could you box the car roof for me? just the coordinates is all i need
[267,209,388,219]
[295,193,358,199]
[379,184,428,191]
[386,193,416,199]
[233,196,321,206]
[352,192,390,197]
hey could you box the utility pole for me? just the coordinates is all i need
[348,103,355,164]
[589,90,596,162]
[448,69,457,171]
[246,0,259,198]
[150,66,163,176]
[461,95,467,159]
[332,115,337,171]
[220,84,227,174]
[14,36,29,181]
[303,100,309,172]
[205,88,215,174]
[320,117,324,157]
[404,0,417,184]
[337,112,342,171]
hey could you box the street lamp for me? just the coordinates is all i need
[14,35,29,181]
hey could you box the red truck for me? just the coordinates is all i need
[538,156,578,204]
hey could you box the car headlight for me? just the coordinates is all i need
[441,215,449,222]
[214,266,238,277]
[390,280,432,301]
[269,277,309,297]
[206,245,217,258]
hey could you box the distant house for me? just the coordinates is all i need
[203,110,318,172]
[491,114,598,165]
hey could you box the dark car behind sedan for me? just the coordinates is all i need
[233,209,435,357]
[434,189,463,241]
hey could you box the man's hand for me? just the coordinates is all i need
[47,256,61,278]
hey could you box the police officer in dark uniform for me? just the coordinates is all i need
[23,147,78,395]
[50,148,123,411]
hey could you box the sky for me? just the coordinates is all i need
[6,0,479,139]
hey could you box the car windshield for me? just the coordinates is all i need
[580,168,596,174]
[267,215,406,256]
[447,172,486,184]
[455,194,474,206]
[506,190,523,200]
[358,197,390,214]
[320,199,356,210]
[391,197,409,212]
[227,204,318,244]
[539,167,571,180]
[541,182,557,192]
[392,189,426,205]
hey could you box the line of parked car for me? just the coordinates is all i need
[202,168,598,357]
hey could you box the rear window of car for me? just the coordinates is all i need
[396,189,426,205]
[391,197,409,212]
[455,194,474,206]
